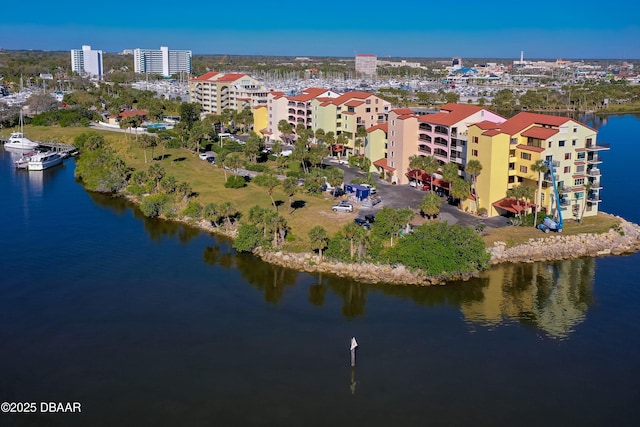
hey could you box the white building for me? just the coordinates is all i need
[355,54,377,77]
[70,45,103,79]
[133,46,192,77]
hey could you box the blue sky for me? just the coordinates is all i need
[1,0,638,59]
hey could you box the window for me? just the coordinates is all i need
[541,193,545,203]
[392,120,395,126]
[575,178,585,186]
[366,108,371,113]
[559,140,566,147]
[521,152,531,160]
[508,176,515,183]
[510,138,518,145]
[472,149,478,157]
[576,165,585,172]
[509,163,515,170]
[390,141,394,147]
[565,152,571,160]
[391,130,395,136]
[577,152,586,160]
[473,136,479,143]
[390,151,394,158]
[573,127,578,133]
[572,139,577,146]
[564,166,571,173]
[548,142,552,148]
[520,165,528,173]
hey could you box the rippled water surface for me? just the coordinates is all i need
[1,116,639,426]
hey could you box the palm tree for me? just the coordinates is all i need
[314,128,325,146]
[355,125,367,156]
[450,178,471,208]
[579,181,593,223]
[421,156,440,192]
[282,177,299,213]
[465,159,483,211]
[203,202,220,227]
[530,160,548,227]
[253,173,280,212]
[420,192,442,219]
[308,226,329,262]
[507,185,535,220]
[441,162,459,184]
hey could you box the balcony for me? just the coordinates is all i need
[585,142,610,151]
[419,123,432,132]
[587,167,601,177]
[587,195,602,204]
[587,154,603,164]
[588,179,602,189]
[418,135,432,143]
[418,144,431,154]
[288,109,296,114]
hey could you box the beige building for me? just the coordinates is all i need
[190,72,268,115]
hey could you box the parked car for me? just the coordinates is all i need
[205,157,216,164]
[360,183,377,194]
[364,214,375,224]
[331,201,354,213]
[199,152,210,160]
[354,218,371,229]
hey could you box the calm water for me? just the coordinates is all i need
[1,116,639,426]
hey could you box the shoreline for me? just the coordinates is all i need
[125,195,640,286]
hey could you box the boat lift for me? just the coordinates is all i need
[538,159,563,233]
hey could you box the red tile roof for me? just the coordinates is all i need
[492,197,535,214]
[482,129,502,136]
[516,144,545,153]
[499,112,570,135]
[191,71,219,81]
[216,73,246,82]
[474,120,502,130]
[119,109,148,118]
[373,158,395,171]
[521,126,559,139]
[391,108,413,115]
[418,103,486,126]
[367,123,388,133]
[345,100,364,107]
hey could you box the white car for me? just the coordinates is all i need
[360,183,377,194]
[331,201,354,213]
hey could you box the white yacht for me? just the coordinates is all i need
[3,111,40,151]
[27,151,63,171]
[4,131,40,151]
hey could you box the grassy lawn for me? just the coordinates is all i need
[483,213,620,247]
[2,125,355,249]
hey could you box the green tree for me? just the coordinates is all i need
[147,163,165,192]
[372,207,414,247]
[179,102,201,130]
[253,173,281,211]
[441,162,459,183]
[465,159,483,211]
[278,119,293,144]
[420,192,442,219]
[450,178,471,207]
[282,177,299,213]
[308,226,329,262]
[530,160,548,226]
[243,131,263,163]
[203,202,220,227]
[507,185,535,220]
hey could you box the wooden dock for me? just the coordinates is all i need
[37,141,78,156]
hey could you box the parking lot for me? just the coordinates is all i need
[324,158,511,230]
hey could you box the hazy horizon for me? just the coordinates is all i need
[1,0,638,60]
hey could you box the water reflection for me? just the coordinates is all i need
[87,191,201,244]
[84,184,595,336]
[462,259,595,339]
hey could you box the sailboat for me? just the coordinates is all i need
[4,110,40,151]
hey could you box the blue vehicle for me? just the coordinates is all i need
[538,160,563,233]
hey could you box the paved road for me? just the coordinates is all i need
[323,158,511,230]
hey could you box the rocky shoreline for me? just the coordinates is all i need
[143,199,640,285]
[252,215,640,286]
[487,215,640,264]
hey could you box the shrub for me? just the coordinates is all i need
[244,163,270,173]
[225,175,247,188]
[233,223,264,252]
[182,201,203,218]
[140,193,171,218]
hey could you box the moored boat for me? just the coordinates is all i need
[14,151,36,169]
[27,151,63,171]
[3,112,40,151]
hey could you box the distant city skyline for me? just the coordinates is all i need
[1,0,638,59]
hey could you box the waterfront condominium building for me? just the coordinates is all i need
[70,45,103,79]
[465,112,608,219]
[133,46,192,77]
[190,72,269,115]
[355,54,377,77]
[385,104,506,185]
